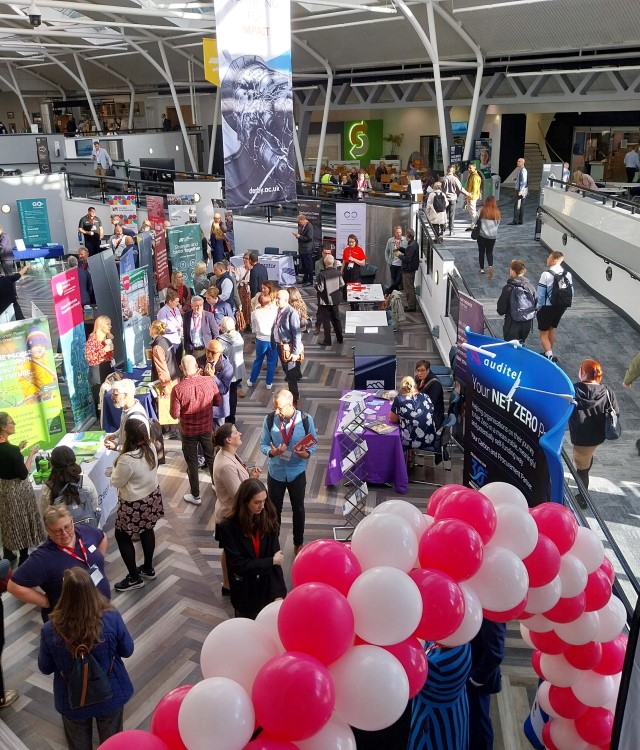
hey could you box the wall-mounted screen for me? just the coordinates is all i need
[75,138,94,157]
[451,121,468,137]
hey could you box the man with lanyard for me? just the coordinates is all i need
[78,206,104,257]
[198,339,233,428]
[260,388,317,556]
[293,213,314,286]
[8,506,109,623]
[213,261,236,312]
[384,225,407,293]
[104,378,150,451]
[183,295,219,359]
[109,223,127,259]
[271,289,303,404]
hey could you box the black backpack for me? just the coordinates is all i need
[509,284,537,322]
[266,410,310,435]
[550,269,573,308]
[432,191,447,213]
[67,646,113,709]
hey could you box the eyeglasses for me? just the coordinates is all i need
[48,522,74,536]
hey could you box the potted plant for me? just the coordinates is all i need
[383,133,404,159]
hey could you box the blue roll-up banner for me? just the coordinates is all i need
[463,331,575,505]
[213,0,297,209]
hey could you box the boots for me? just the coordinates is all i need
[575,461,591,509]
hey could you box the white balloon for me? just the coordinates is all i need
[520,623,535,649]
[466,546,529,611]
[558,553,588,598]
[555,611,599,646]
[569,526,605,574]
[329,645,410,731]
[537,681,559,718]
[424,514,435,529]
[297,715,357,750]
[572,672,616,708]
[372,500,429,542]
[351,513,418,572]
[526,577,562,614]
[524,614,555,632]
[487,504,538,559]
[479,481,529,511]
[178,677,254,750]
[539,653,579,688]
[439,581,483,647]
[255,600,285,653]
[348,566,422,646]
[595,596,627,643]
[549,717,590,750]
[200,618,280,694]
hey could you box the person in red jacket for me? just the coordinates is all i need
[341,234,366,310]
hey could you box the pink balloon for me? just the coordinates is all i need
[544,593,587,623]
[409,569,465,641]
[575,708,614,746]
[418,519,484,582]
[252,652,335,742]
[542,721,559,750]
[378,636,428,698]
[434,487,497,544]
[564,642,603,671]
[150,686,193,750]
[278,583,354,665]
[548,686,588,720]
[483,595,528,623]
[244,741,298,750]
[98,731,170,750]
[529,630,569,655]
[531,650,544,680]
[530,504,578,555]
[291,540,362,596]
[426,484,467,517]
[584,568,613,612]
[600,556,615,584]
[595,635,627,676]
[522,533,562,587]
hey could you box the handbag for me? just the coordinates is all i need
[470,224,481,240]
[604,389,621,440]
[105,167,116,177]
[67,646,113,709]
[235,309,247,332]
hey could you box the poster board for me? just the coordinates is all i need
[166,224,200,289]
[17,198,51,246]
[120,266,151,371]
[335,202,366,260]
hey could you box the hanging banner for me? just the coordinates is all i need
[137,233,155,322]
[17,198,51,246]
[36,136,52,174]
[108,194,138,231]
[454,291,485,383]
[146,195,170,291]
[166,224,200,289]
[335,202,366,260]
[202,37,220,86]
[213,0,296,209]
[462,330,574,505]
[0,316,65,448]
[297,198,322,257]
[120,266,151,372]
[50,269,94,427]
[167,194,198,226]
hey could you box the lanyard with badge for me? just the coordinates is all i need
[58,537,104,587]
[278,411,297,461]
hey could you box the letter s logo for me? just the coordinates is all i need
[349,121,369,159]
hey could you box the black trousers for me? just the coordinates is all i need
[503,318,532,344]
[513,194,525,223]
[268,471,306,546]
[467,687,493,750]
[226,380,240,424]
[279,351,300,401]
[626,167,637,183]
[389,264,403,293]
[300,253,314,284]
[181,432,214,497]
[477,237,496,269]
[318,304,343,343]
[446,201,456,231]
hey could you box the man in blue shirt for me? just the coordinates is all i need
[509,157,528,225]
[260,388,317,555]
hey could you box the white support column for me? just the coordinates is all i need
[188,60,197,127]
[84,58,136,130]
[207,90,220,175]
[1,65,32,127]
[292,126,305,181]
[425,0,448,169]
[73,53,102,134]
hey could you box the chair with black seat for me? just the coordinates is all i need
[430,345,457,391]
[360,263,378,283]
[264,247,280,255]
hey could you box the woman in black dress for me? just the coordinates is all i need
[216,478,286,619]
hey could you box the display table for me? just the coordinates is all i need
[326,391,408,493]
[230,254,296,286]
[345,310,389,334]
[346,283,385,304]
[12,244,64,262]
[101,367,157,433]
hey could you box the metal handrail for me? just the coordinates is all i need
[548,176,640,215]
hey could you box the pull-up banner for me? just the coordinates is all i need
[335,202,366,260]
[213,0,296,209]
[463,331,574,505]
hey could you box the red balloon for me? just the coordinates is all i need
[291,540,362,597]
[541,721,559,750]
[418,519,484,582]
[379,636,428,698]
[529,630,569,655]
[564,642,603,671]
[548,686,588,720]
[522,534,561,587]
[252,652,335,742]
[409,569,465,641]
[544,592,586,623]
[150,686,193,750]
[595,634,627,676]
[575,707,614,745]
[244,741,298,749]
[426,484,467,517]
[530,504,578,555]
[584,568,613,612]
[484,595,528,623]
[278,583,354,665]
[98,731,170,749]
[531,650,544,680]
[434,487,497,544]
[600,556,615,584]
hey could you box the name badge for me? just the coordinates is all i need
[89,564,103,587]
[280,449,292,462]
[88,544,97,553]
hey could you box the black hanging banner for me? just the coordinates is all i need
[36,137,52,174]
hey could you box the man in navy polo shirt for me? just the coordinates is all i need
[8,506,109,622]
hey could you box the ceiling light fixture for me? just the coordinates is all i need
[296,0,396,14]
[351,76,461,86]
[505,65,640,77]
[1,204,11,214]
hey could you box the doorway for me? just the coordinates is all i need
[166,105,193,128]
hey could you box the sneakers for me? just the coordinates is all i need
[465,227,473,232]
[115,575,145,592]
[184,493,202,505]
[575,493,588,510]
[137,566,156,580]
[246,380,253,388]
[487,266,494,280]
[0,689,19,708]
[266,383,273,390]
[479,268,485,274]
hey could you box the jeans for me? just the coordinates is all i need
[446,201,456,232]
[62,708,124,750]
[318,305,343,343]
[477,236,495,269]
[403,271,417,309]
[250,339,278,385]
[268,471,306,546]
[300,253,314,284]
[181,432,214,497]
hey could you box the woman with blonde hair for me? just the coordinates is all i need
[389,376,437,455]
[210,212,227,263]
[572,170,598,191]
[38,567,134,750]
[251,279,278,311]
[169,270,192,310]
[193,261,210,296]
[286,286,309,332]
[84,315,114,411]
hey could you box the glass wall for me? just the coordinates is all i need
[571,127,640,182]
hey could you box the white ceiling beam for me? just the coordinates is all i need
[0,13,196,31]
[9,0,215,20]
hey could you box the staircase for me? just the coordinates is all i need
[524,143,545,190]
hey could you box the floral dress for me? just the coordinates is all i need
[391,392,437,450]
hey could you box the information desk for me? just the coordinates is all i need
[230,254,296,287]
[101,367,157,433]
[12,244,65,261]
[326,391,408,494]
[344,310,389,334]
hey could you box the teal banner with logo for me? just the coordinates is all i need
[166,224,200,290]
[17,198,51,246]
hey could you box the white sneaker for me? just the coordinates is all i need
[184,494,201,505]
[266,383,273,390]
[246,380,253,387]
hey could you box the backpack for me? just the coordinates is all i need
[432,191,446,213]
[550,269,573,308]
[266,410,310,435]
[53,477,100,527]
[67,645,113,709]
[509,284,537,322]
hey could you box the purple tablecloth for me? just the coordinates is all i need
[326,391,408,494]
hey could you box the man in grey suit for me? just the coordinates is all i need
[294,213,315,286]
[315,254,344,346]
[271,289,302,403]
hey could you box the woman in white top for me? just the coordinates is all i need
[217,317,246,423]
[108,420,163,592]
[425,181,449,241]
[572,170,598,192]
[247,293,279,389]
[156,289,184,355]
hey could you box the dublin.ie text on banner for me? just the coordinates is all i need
[213,0,297,209]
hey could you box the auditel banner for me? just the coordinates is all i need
[213,0,296,209]
[0,316,65,448]
[336,203,366,260]
[462,331,574,505]
[146,195,170,291]
[166,224,200,290]
[51,269,94,428]
[120,266,151,371]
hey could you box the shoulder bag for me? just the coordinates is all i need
[604,388,621,440]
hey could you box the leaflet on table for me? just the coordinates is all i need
[69,431,105,457]
[340,443,368,473]
[340,391,370,403]
[366,421,396,435]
